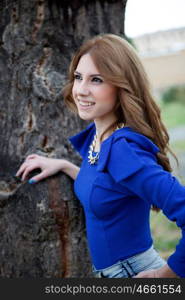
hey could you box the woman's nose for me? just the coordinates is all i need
[77,81,90,96]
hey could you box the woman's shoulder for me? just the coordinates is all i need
[112,126,159,156]
[97,127,160,182]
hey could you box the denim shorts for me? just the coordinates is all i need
[92,246,166,278]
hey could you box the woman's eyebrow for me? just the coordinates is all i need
[74,71,102,77]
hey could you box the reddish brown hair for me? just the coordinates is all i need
[63,34,176,176]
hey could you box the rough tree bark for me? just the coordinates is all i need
[0,0,127,277]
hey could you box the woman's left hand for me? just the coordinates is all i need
[133,264,179,278]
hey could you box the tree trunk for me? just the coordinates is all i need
[0,0,127,277]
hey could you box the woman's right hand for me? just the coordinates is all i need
[16,154,65,183]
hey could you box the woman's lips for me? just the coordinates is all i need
[78,100,95,110]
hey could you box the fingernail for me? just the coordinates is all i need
[28,179,36,184]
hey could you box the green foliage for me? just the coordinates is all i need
[160,101,185,129]
[161,85,185,105]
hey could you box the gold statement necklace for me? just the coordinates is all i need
[88,123,125,165]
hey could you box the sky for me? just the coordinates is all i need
[125,0,185,37]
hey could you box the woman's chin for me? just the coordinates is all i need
[78,112,94,121]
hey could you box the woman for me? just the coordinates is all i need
[16,34,185,278]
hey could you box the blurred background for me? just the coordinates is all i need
[125,0,185,260]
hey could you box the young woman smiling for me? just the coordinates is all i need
[16,34,185,278]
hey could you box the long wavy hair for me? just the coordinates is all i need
[63,34,177,179]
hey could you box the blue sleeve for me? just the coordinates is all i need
[107,138,185,278]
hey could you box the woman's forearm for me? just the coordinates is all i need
[60,159,80,180]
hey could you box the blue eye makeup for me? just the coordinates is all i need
[73,72,103,83]
[92,77,103,83]
[74,73,82,80]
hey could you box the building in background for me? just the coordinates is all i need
[133,27,185,97]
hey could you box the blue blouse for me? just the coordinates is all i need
[69,122,185,277]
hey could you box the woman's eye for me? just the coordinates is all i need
[92,77,103,83]
[74,74,81,80]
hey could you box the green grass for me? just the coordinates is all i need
[150,101,185,260]
[160,102,185,129]
[150,211,181,260]
[171,140,185,153]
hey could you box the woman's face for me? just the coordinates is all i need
[72,53,117,122]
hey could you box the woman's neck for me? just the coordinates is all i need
[94,116,118,151]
